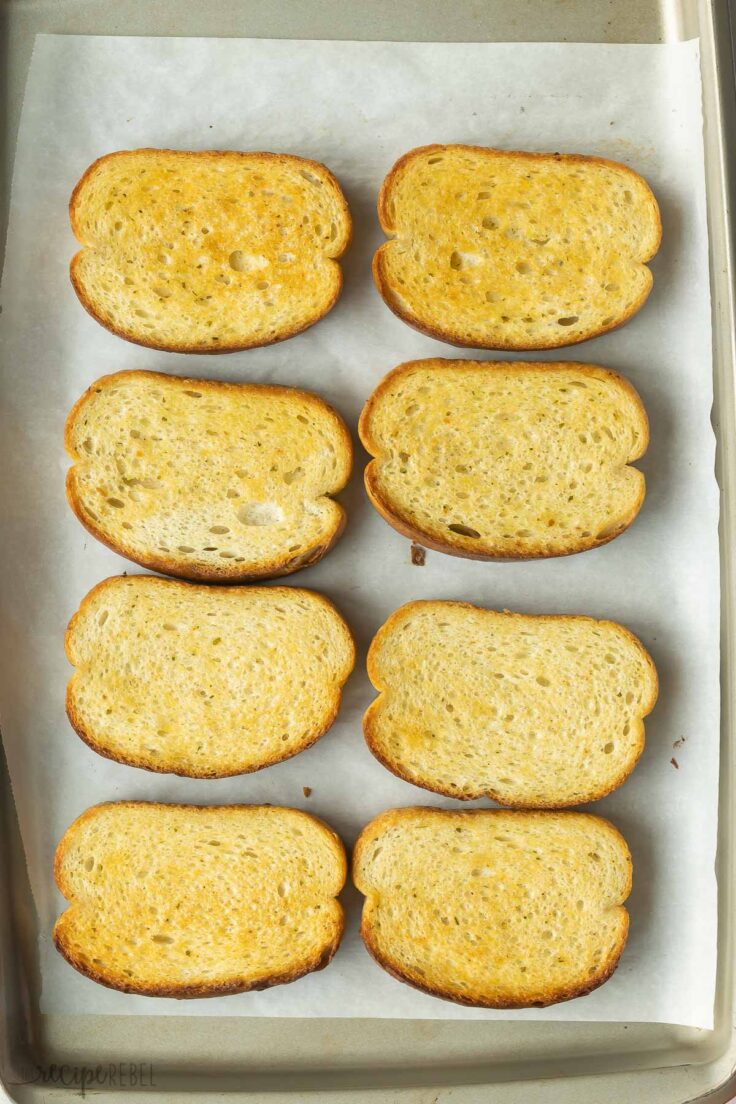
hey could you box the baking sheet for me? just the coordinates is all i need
[0,34,718,1027]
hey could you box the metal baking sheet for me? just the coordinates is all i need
[1,0,735,1100]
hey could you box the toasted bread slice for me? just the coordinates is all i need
[66,576,355,778]
[359,359,648,559]
[65,370,352,581]
[70,149,351,352]
[373,144,660,349]
[353,807,631,1008]
[54,802,346,998]
[365,602,657,807]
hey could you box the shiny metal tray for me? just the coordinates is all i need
[1,1,735,1100]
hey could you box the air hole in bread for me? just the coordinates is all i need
[237,502,283,527]
[107,497,125,509]
[557,316,579,326]
[450,251,481,270]
[228,250,260,273]
[448,523,481,538]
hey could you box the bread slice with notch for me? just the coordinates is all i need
[353,807,631,1008]
[66,576,355,778]
[65,370,352,581]
[70,149,351,352]
[373,144,660,350]
[54,802,346,998]
[359,359,648,560]
[365,601,657,807]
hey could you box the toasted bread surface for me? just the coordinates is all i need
[65,370,352,581]
[359,359,648,560]
[66,576,355,777]
[353,807,631,1008]
[54,802,346,997]
[365,602,657,806]
[373,144,660,349]
[70,149,351,352]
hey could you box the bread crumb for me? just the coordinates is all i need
[670,757,679,769]
[411,543,426,566]
[303,786,312,798]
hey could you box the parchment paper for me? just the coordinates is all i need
[0,35,718,1026]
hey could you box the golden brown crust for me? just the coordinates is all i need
[373,144,661,351]
[352,806,631,1009]
[358,359,648,561]
[69,149,352,354]
[64,576,356,778]
[363,600,658,807]
[54,801,346,998]
[65,369,352,582]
